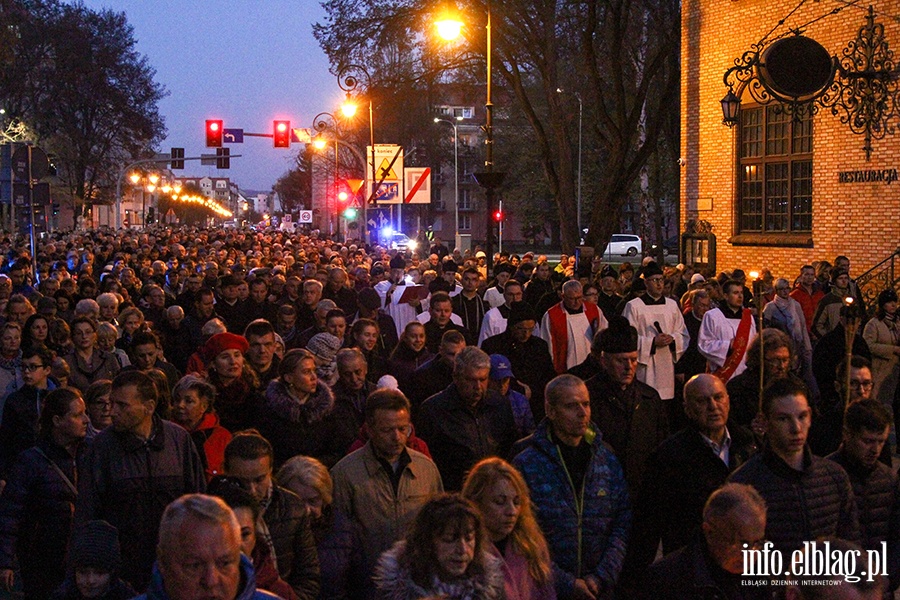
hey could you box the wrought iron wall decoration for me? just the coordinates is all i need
[721,5,899,161]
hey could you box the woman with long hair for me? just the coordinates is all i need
[21,314,51,353]
[863,288,900,407]
[349,318,387,383]
[200,332,262,432]
[462,458,555,599]
[0,388,89,598]
[256,348,338,467]
[277,456,353,598]
[374,493,504,600]
[387,321,433,383]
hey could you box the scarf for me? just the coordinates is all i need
[257,484,278,573]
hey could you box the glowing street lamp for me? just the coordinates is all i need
[435,4,503,271]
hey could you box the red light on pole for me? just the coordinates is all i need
[337,191,349,203]
[206,120,223,147]
[273,120,291,148]
[493,209,503,222]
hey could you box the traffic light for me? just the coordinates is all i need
[170,147,185,169]
[337,191,349,203]
[493,209,504,222]
[343,207,358,220]
[216,148,230,169]
[273,120,291,148]
[205,120,223,147]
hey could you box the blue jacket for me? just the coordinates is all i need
[512,420,631,599]
[133,554,281,599]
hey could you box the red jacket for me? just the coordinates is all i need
[790,285,825,333]
[186,412,232,481]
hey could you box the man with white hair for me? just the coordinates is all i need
[540,279,607,373]
[133,494,280,599]
[74,298,101,321]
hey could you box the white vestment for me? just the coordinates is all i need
[622,296,689,400]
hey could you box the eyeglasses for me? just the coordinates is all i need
[849,380,874,390]
[22,363,47,372]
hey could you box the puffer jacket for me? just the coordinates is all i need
[74,415,206,591]
[373,540,505,600]
[184,411,232,481]
[257,379,340,467]
[827,447,900,591]
[728,445,860,552]
[511,420,631,599]
[264,484,321,600]
[134,554,280,599]
[0,439,82,599]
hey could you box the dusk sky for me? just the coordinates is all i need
[78,0,340,193]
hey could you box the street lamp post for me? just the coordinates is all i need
[338,65,375,247]
[437,3,504,273]
[434,117,463,251]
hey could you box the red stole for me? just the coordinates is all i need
[712,308,753,382]
[548,301,601,373]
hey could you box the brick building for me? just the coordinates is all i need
[681,0,900,282]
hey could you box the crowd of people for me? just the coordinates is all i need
[0,224,894,599]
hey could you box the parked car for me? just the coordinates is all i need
[606,234,642,256]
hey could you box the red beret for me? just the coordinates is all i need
[202,332,249,363]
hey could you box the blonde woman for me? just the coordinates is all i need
[462,457,555,600]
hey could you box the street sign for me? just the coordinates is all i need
[12,182,50,206]
[367,145,404,204]
[292,128,311,144]
[372,181,400,204]
[404,167,431,204]
[11,146,49,180]
[298,210,313,223]
[201,154,217,166]
[367,207,391,242]
[223,129,244,143]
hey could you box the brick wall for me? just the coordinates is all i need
[682,0,900,280]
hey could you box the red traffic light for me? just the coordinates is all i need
[337,191,349,203]
[493,210,504,222]
[206,120,223,147]
[273,120,291,148]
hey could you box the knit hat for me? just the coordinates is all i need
[599,316,638,354]
[832,268,849,284]
[599,265,617,280]
[358,287,382,311]
[489,354,514,380]
[878,288,898,307]
[69,520,121,573]
[306,333,342,363]
[442,260,459,273]
[641,261,664,279]
[389,254,406,270]
[507,301,537,327]
[202,332,249,363]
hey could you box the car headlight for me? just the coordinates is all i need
[407,240,418,251]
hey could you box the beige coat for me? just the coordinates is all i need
[330,441,443,580]
[862,317,899,405]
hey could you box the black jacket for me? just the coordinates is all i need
[75,415,206,590]
[827,447,900,591]
[482,330,556,420]
[585,369,669,491]
[728,445,860,553]
[640,540,771,600]
[404,356,454,413]
[0,439,82,598]
[265,484,321,600]
[626,425,757,579]
[415,383,517,491]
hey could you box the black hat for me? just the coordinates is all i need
[389,254,406,270]
[442,259,459,273]
[507,301,538,327]
[641,261,664,279]
[831,268,849,284]
[878,288,898,307]
[599,316,638,354]
[69,520,121,573]
[494,262,515,276]
[599,265,617,279]
[358,287,382,311]
[220,274,242,288]
[370,263,385,277]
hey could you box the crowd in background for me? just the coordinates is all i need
[0,225,893,599]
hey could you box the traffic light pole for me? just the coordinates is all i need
[114,154,241,229]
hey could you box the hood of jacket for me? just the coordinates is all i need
[265,378,334,424]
